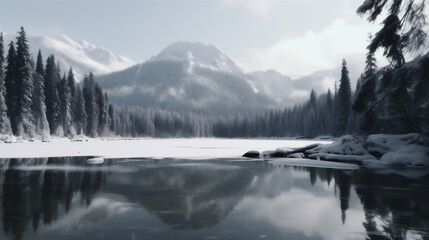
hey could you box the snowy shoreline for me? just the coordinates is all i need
[2,134,427,168]
[256,133,429,167]
[0,137,330,159]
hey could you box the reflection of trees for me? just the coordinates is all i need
[293,166,429,240]
[334,170,351,224]
[1,157,105,240]
[291,166,352,223]
[1,158,429,240]
[2,168,30,240]
[353,170,429,240]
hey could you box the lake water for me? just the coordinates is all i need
[0,157,428,240]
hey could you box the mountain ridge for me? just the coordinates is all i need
[95,41,341,114]
[3,33,135,81]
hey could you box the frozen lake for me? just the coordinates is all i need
[0,157,428,240]
[0,138,330,159]
[0,139,428,240]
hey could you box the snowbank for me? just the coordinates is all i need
[254,134,429,167]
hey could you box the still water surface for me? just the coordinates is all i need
[0,157,428,240]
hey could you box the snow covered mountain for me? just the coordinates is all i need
[153,41,242,74]
[3,34,135,81]
[96,41,346,114]
[96,41,304,114]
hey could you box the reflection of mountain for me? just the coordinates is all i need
[0,158,428,240]
[103,162,266,229]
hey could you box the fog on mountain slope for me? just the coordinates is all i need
[3,34,135,81]
[3,32,360,114]
[97,41,347,114]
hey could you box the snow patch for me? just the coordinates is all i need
[247,80,259,93]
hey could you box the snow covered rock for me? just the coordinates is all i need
[308,134,429,166]
[242,150,260,158]
[309,135,368,156]
[287,153,304,159]
[87,157,105,164]
[266,143,321,158]
[254,134,429,167]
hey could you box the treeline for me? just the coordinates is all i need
[2,8,427,140]
[113,49,428,138]
[0,27,114,139]
[113,0,429,138]
[114,106,211,137]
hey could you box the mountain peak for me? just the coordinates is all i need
[154,41,242,73]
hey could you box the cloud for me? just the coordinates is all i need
[239,18,379,76]
[223,0,273,17]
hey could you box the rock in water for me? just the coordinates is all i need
[242,150,260,158]
[87,157,104,164]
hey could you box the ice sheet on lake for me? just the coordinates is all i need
[0,138,331,159]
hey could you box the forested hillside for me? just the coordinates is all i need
[0,27,114,140]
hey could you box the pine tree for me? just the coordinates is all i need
[357,0,427,133]
[32,50,49,137]
[35,50,45,78]
[357,0,426,67]
[15,27,35,137]
[44,55,59,134]
[5,41,18,134]
[51,88,62,135]
[60,74,73,136]
[353,49,378,134]
[95,84,108,135]
[335,59,352,136]
[326,88,333,113]
[308,89,318,137]
[104,93,111,132]
[309,89,317,109]
[0,33,12,135]
[108,104,115,132]
[74,86,87,135]
[67,68,76,120]
[83,73,97,137]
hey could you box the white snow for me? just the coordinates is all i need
[0,138,330,159]
[309,135,368,156]
[154,41,242,73]
[87,157,105,164]
[3,33,135,81]
[306,134,429,167]
[247,79,259,93]
[380,145,429,166]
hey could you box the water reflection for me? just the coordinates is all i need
[0,158,428,240]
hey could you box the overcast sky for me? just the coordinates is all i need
[0,0,395,76]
